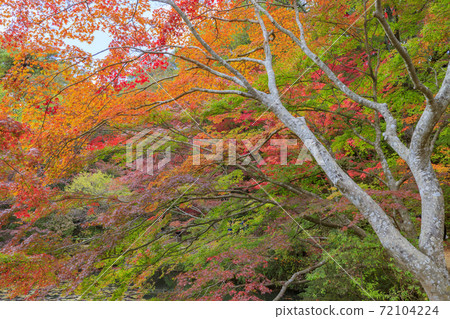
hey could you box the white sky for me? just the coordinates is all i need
[0,2,167,59]
[62,2,167,59]
[64,31,113,59]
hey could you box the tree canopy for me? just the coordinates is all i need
[0,0,449,301]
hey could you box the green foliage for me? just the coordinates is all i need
[215,169,244,189]
[263,244,311,283]
[302,233,427,301]
[0,49,13,78]
[420,0,450,53]
[229,28,251,50]
[202,95,245,117]
[0,49,13,100]
[66,170,129,197]
[34,212,76,237]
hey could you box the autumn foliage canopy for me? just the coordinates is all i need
[0,0,449,301]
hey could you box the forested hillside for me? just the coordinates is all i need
[0,0,449,301]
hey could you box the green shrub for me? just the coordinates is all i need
[66,171,130,197]
[301,232,427,301]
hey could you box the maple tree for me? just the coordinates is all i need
[0,0,449,301]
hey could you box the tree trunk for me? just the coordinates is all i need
[165,0,450,300]
[266,97,450,300]
[418,264,450,301]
